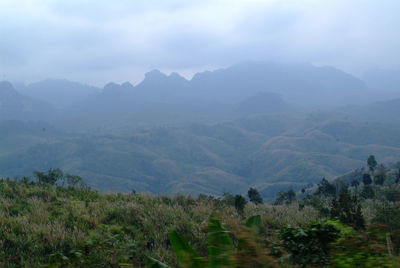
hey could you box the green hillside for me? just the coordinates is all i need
[1,114,400,198]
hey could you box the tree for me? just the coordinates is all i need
[367,155,377,172]
[33,168,63,185]
[65,173,84,188]
[247,187,263,205]
[396,168,400,184]
[362,173,372,185]
[274,190,296,205]
[234,195,247,214]
[316,178,336,197]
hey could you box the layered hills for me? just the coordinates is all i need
[1,115,400,199]
[1,62,400,198]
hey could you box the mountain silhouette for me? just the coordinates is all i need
[17,79,100,109]
[0,81,55,121]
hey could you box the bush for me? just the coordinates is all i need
[280,221,340,266]
[372,202,400,230]
[330,190,365,230]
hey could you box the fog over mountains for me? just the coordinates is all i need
[1,62,400,198]
[0,81,56,122]
[70,61,370,106]
[17,79,100,109]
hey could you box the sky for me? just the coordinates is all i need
[0,0,399,86]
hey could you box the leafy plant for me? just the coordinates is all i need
[148,214,274,268]
[168,230,205,268]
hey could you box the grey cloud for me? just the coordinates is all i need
[1,0,400,85]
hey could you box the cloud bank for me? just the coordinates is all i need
[1,0,399,86]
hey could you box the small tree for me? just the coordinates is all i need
[234,195,247,214]
[362,173,372,185]
[316,178,336,197]
[247,188,263,205]
[274,190,296,205]
[65,174,84,188]
[367,155,377,172]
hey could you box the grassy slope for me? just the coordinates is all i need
[0,179,319,267]
[1,178,399,267]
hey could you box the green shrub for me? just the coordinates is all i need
[330,190,365,230]
[279,221,340,266]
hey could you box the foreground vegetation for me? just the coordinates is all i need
[0,164,400,267]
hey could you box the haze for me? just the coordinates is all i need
[1,0,400,86]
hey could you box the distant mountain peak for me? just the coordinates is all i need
[103,82,121,91]
[169,72,184,79]
[144,69,168,80]
[121,82,134,89]
[0,81,19,97]
[0,80,15,90]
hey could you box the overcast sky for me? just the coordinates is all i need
[1,0,399,86]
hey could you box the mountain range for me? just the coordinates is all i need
[1,62,400,198]
[0,81,56,121]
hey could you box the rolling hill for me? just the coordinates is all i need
[1,114,400,198]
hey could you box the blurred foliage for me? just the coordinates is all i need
[0,166,399,267]
[279,221,340,266]
[330,190,365,230]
